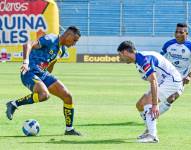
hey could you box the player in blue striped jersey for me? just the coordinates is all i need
[161,23,191,83]
[6,26,81,136]
[160,23,191,117]
[117,41,183,143]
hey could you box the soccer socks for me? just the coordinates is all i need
[14,93,39,107]
[159,100,171,115]
[144,104,157,137]
[139,111,147,127]
[64,103,74,131]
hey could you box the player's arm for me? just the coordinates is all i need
[23,41,40,62]
[148,72,158,105]
[147,72,159,118]
[21,41,41,74]
[47,59,57,73]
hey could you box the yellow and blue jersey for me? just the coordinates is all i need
[29,33,65,71]
[21,34,65,91]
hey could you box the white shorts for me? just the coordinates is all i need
[147,78,184,102]
[158,78,183,102]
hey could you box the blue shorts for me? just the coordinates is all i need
[21,69,57,92]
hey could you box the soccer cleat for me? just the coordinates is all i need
[6,101,17,120]
[137,134,159,143]
[137,129,149,139]
[64,129,82,136]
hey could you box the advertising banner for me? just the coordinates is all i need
[77,54,120,63]
[0,0,77,63]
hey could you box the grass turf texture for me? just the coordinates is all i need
[0,63,191,150]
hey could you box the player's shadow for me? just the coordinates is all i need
[77,121,143,127]
[24,138,135,144]
[0,135,27,138]
[0,134,64,138]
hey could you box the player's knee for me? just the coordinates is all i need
[63,92,73,104]
[136,101,144,111]
[136,94,148,111]
[136,101,140,109]
[39,91,50,101]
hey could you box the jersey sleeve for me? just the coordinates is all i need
[136,53,157,80]
[160,42,168,55]
[161,39,177,56]
[142,60,156,78]
[38,34,53,48]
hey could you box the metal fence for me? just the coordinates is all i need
[56,0,191,36]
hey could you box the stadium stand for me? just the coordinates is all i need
[57,0,191,36]
[56,0,191,53]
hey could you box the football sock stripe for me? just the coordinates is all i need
[64,104,74,127]
[15,93,39,107]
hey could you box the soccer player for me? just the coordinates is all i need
[117,41,183,143]
[159,23,191,115]
[6,26,81,136]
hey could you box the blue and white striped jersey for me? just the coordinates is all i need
[160,39,191,78]
[135,51,182,83]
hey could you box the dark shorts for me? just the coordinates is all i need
[21,69,57,92]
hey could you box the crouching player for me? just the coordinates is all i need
[6,26,81,136]
[117,41,183,143]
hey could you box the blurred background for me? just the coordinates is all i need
[57,0,191,54]
[1,0,191,62]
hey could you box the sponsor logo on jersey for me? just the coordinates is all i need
[49,50,53,55]
[143,63,151,72]
[171,48,177,51]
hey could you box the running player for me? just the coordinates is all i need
[6,26,81,136]
[159,23,191,115]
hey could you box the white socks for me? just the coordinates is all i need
[139,101,171,137]
[11,101,18,108]
[159,100,171,115]
[66,126,74,131]
[139,111,147,127]
[144,104,157,137]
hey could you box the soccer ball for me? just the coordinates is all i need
[22,119,40,136]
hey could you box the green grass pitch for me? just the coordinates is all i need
[0,63,191,150]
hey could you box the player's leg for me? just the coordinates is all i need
[14,81,50,106]
[159,92,180,115]
[137,92,158,143]
[6,72,50,120]
[136,93,151,139]
[159,81,183,115]
[47,80,81,136]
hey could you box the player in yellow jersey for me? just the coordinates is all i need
[6,26,81,136]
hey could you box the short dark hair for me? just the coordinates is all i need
[176,23,188,28]
[67,26,81,36]
[117,41,136,53]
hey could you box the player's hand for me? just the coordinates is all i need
[20,63,29,75]
[151,104,159,119]
[183,76,190,85]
